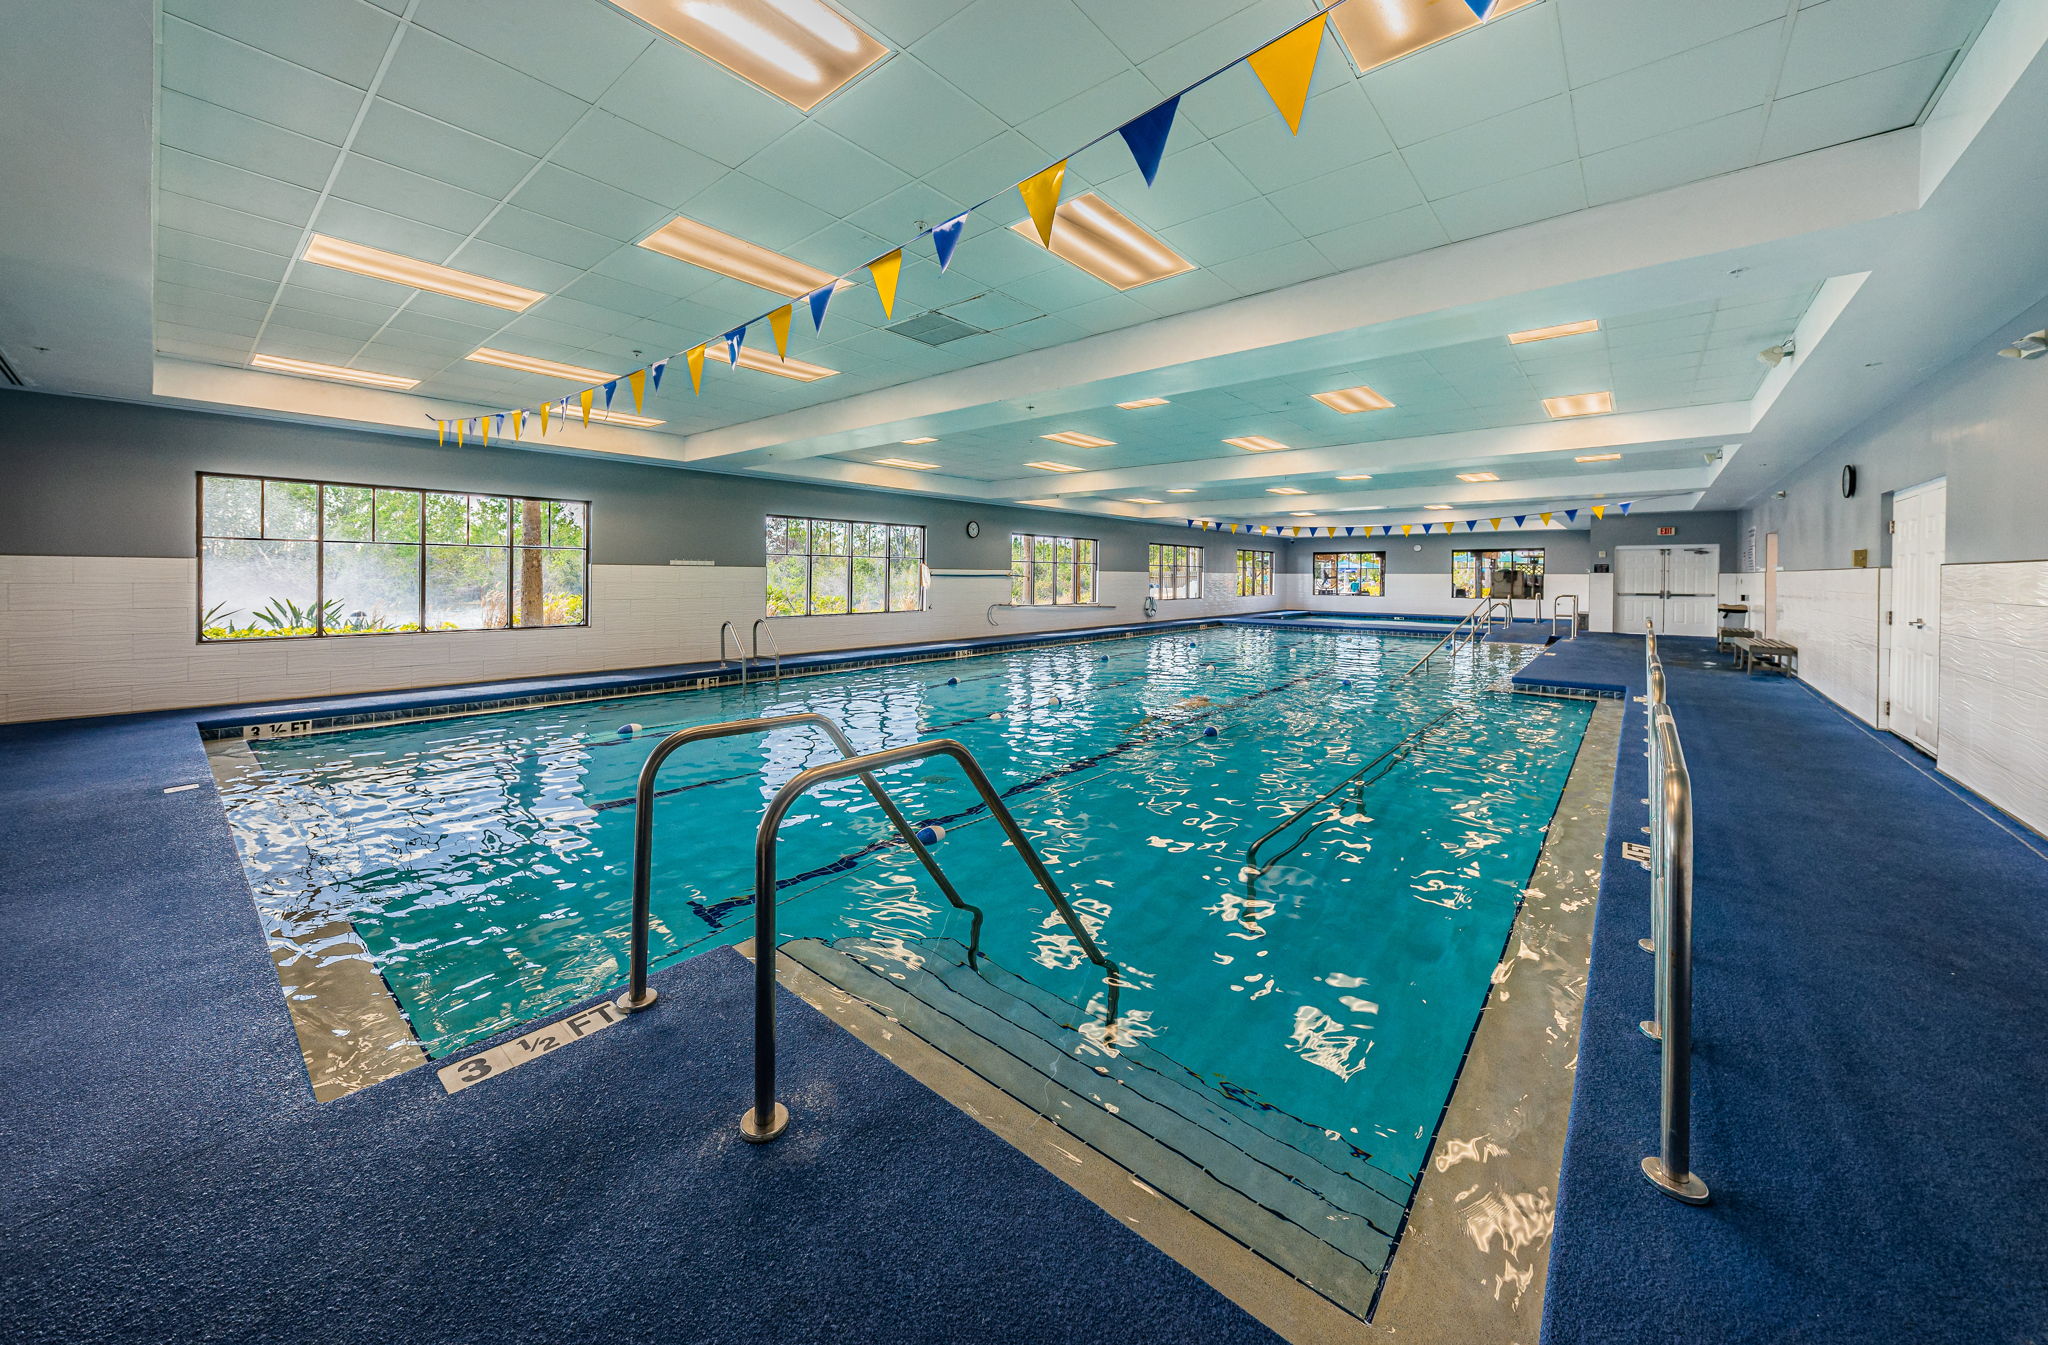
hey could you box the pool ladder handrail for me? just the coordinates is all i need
[741,736,1123,1143]
[1403,597,1510,676]
[750,618,782,686]
[718,620,749,690]
[614,712,985,1013]
[1551,594,1582,641]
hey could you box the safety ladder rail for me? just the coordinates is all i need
[1403,597,1508,676]
[750,618,782,687]
[742,737,1122,1143]
[614,712,983,1013]
[1552,594,1582,641]
[718,619,749,690]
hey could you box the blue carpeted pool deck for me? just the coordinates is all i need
[4,632,2044,1344]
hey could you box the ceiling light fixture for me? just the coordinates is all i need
[1324,0,1483,75]
[1997,330,2048,359]
[637,215,840,297]
[1267,486,1308,495]
[1125,497,1161,504]
[1457,471,1499,482]
[1335,473,1374,481]
[1575,452,1623,463]
[1757,338,1798,367]
[1117,397,1170,409]
[1026,460,1084,473]
[1543,390,1615,419]
[1166,488,1197,494]
[249,353,419,389]
[1288,511,1315,517]
[703,344,838,381]
[575,408,666,427]
[465,347,614,383]
[1040,430,1115,448]
[901,436,938,444]
[1009,192,1194,290]
[1311,384,1394,413]
[300,235,543,311]
[602,0,889,111]
[1225,435,1289,452]
[1424,504,1451,510]
[874,457,938,470]
[1508,319,1600,345]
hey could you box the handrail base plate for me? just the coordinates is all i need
[740,1102,789,1144]
[615,987,659,1013]
[1641,1156,1709,1204]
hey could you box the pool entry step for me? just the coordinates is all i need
[784,935,1413,1318]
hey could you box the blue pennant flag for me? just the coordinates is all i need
[602,381,616,410]
[1421,522,1434,534]
[931,213,968,272]
[1620,501,1632,515]
[1514,515,1527,527]
[1565,508,1579,522]
[1466,520,1479,532]
[650,358,667,392]
[492,413,504,436]
[1344,526,1355,536]
[723,327,746,367]
[1461,0,1492,17]
[807,285,834,332]
[1117,95,1180,186]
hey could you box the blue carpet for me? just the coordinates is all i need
[0,712,1282,1345]
[1527,637,2048,1344]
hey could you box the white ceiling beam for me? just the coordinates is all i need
[1182,467,1713,521]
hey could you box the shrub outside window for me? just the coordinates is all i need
[766,515,925,616]
[1236,549,1273,596]
[1148,543,1203,600]
[1452,548,1545,599]
[198,473,587,640]
[1009,533,1098,605]
[1312,551,1386,597]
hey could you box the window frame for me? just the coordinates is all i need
[1235,548,1273,597]
[195,471,591,644]
[1008,532,1099,606]
[1451,547,1547,600]
[1311,550,1387,598]
[1148,543,1204,600]
[764,513,927,618]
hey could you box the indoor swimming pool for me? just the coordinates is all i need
[212,624,1591,1310]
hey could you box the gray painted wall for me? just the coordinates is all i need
[0,391,1297,573]
[1739,291,2048,570]
[1588,510,1741,571]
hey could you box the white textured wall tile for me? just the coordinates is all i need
[1937,560,2048,836]
[1774,567,1883,723]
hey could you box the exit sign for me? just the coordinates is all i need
[1657,526,1677,536]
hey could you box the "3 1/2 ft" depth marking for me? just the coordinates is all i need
[436,1000,624,1095]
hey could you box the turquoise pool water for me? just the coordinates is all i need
[219,626,1586,1194]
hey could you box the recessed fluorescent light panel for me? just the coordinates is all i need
[1508,319,1600,345]
[1009,192,1194,290]
[1267,487,1307,495]
[466,348,614,383]
[874,457,938,470]
[602,0,889,111]
[1040,431,1114,448]
[1457,471,1500,482]
[1544,390,1616,419]
[1288,511,1315,517]
[1117,397,1170,409]
[300,235,542,311]
[901,437,938,445]
[1166,488,1197,494]
[1335,473,1373,481]
[576,408,666,427]
[1576,452,1623,463]
[1424,504,1451,510]
[1325,0,1482,74]
[1026,461,1083,473]
[1125,497,1161,504]
[1311,384,1394,413]
[250,354,418,389]
[637,216,838,297]
[704,345,838,381]
[1225,436,1289,452]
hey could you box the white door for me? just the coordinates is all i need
[1888,479,1946,753]
[1614,545,1720,636]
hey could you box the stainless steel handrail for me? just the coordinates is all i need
[750,618,782,687]
[719,619,749,690]
[741,737,1122,1143]
[1641,706,1708,1204]
[1552,594,1582,640]
[1403,597,1507,676]
[614,713,983,1013]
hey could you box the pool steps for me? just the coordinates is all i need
[785,934,1415,1315]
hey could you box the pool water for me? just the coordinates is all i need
[219,625,1586,1202]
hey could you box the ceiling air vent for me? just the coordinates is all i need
[887,312,985,346]
[0,348,26,387]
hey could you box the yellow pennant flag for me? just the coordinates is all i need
[1018,159,1068,247]
[1592,504,1606,519]
[513,409,526,440]
[1490,517,1502,531]
[628,368,648,414]
[868,250,902,320]
[456,420,465,448]
[1540,512,1554,527]
[1290,526,1300,537]
[539,402,551,436]
[479,416,490,447]
[435,420,446,447]
[1247,17,1325,135]
[578,389,594,426]
[768,305,792,360]
[687,344,706,394]
[1401,524,1413,536]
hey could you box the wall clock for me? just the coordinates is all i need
[1842,465,1857,498]
[964,520,981,538]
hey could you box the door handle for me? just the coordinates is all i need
[1908,618,1926,628]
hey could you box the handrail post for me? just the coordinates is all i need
[719,620,748,690]
[1642,711,1709,1203]
[750,618,782,686]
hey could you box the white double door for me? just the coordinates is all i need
[1887,479,1945,753]
[1615,545,1720,637]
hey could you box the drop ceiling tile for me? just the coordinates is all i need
[386,308,520,345]
[165,0,399,89]
[1210,82,1396,196]
[329,155,498,237]
[934,223,1065,289]
[156,282,269,323]
[547,110,727,209]
[1365,3,1569,146]
[351,99,540,199]
[813,54,1009,179]
[158,258,281,303]
[1161,197,1298,266]
[403,291,520,331]
[911,0,1131,125]
[266,304,385,342]
[1207,239,1331,296]
[744,121,915,223]
[1097,140,1261,231]
[157,319,256,351]
[161,17,364,146]
[555,272,674,321]
[313,197,468,262]
[258,323,369,361]
[266,284,400,326]
[158,90,342,190]
[999,257,1127,312]
[599,42,804,169]
[1129,268,1241,318]
[509,162,670,241]
[840,0,978,49]
[1572,21,1785,157]
[790,219,900,278]
[1016,67,1170,161]
[1269,153,1427,236]
[1557,0,1786,86]
[472,205,619,270]
[360,325,480,359]
[159,148,319,229]
[157,227,291,282]
[1778,0,1987,98]
[377,26,590,159]
[919,130,1053,212]
[523,293,635,338]
[411,0,650,103]
[1308,203,1450,271]
[1403,94,1579,199]
[678,172,839,250]
[1758,51,1954,162]
[1581,106,1766,205]
[1429,161,1586,242]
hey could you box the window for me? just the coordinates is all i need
[1236,549,1273,597]
[1148,543,1203,600]
[766,515,925,616]
[198,473,587,640]
[1452,548,1546,599]
[1009,533,1098,605]
[1312,551,1386,597]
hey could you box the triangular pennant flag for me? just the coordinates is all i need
[1290,526,1301,537]
[687,345,706,394]
[1421,522,1434,534]
[436,421,446,447]
[1592,505,1606,520]
[1461,0,1493,17]
[480,416,491,448]
[600,380,615,411]
[650,358,667,392]
[628,369,647,414]
[722,327,746,367]
[807,284,834,332]
[1466,520,1479,532]
[1539,512,1553,527]
[1620,501,1633,515]
[455,420,465,448]
[511,409,524,441]
[539,402,551,436]
[1565,508,1579,522]
[1444,520,1458,532]
[1018,160,1068,247]
[1401,524,1413,537]
[579,389,594,426]
[931,213,968,272]
[1490,518,1502,531]
[1117,96,1179,185]
[768,305,792,360]
[867,251,902,319]
[1247,17,1325,135]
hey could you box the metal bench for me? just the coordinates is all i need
[1730,636,1797,675]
